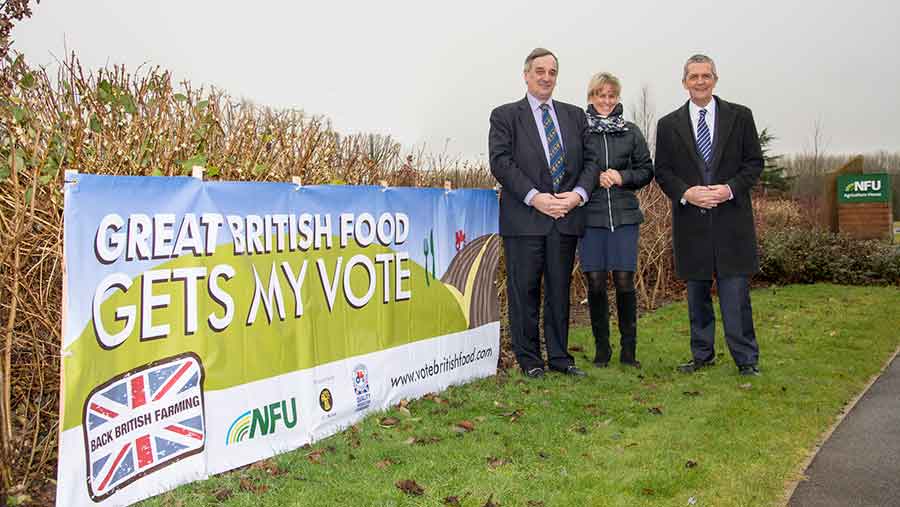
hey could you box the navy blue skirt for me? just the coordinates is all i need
[579,224,639,272]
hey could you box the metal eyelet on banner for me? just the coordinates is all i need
[64,169,79,192]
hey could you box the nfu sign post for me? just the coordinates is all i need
[837,173,893,240]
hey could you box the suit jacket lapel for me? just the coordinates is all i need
[709,96,735,173]
[553,99,575,166]
[517,97,549,171]
[673,102,707,178]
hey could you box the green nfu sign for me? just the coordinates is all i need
[838,173,891,203]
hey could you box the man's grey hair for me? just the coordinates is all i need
[682,54,718,81]
[524,48,558,73]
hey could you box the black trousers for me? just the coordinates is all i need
[686,276,759,367]
[504,227,578,372]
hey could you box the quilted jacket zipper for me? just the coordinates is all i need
[603,133,615,232]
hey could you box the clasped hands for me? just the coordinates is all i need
[532,192,582,219]
[683,184,732,209]
[598,169,623,189]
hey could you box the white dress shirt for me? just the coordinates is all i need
[689,98,716,146]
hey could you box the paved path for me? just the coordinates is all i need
[789,352,900,507]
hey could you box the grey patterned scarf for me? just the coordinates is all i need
[586,103,628,135]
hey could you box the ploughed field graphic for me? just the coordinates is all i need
[440,234,502,329]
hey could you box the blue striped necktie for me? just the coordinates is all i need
[696,108,712,165]
[540,103,566,191]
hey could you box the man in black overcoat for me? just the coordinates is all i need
[489,48,597,378]
[654,54,764,376]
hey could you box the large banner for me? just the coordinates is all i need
[58,174,501,507]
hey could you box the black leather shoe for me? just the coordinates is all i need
[558,365,587,377]
[593,359,609,368]
[524,367,544,379]
[738,365,760,376]
[678,359,715,373]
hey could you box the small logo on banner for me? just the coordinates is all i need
[319,388,333,412]
[82,352,206,502]
[352,364,371,411]
[225,397,298,445]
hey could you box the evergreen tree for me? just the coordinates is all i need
[757,128,792,195]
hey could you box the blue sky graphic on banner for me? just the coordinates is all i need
[63,175,499,350]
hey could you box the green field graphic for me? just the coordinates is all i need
[62,240,467,430]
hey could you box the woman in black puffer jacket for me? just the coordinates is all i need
[581,72,654,368]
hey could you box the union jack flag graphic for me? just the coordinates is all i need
[82,352,206,501]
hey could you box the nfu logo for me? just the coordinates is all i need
[226,398,298,445]
[845,180,882,192]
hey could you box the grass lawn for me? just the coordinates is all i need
[144,284,900,507]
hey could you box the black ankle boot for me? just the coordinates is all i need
[585,272,611,366]
[616,290,640,368]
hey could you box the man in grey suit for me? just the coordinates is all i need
[489,48,597,378]
[655,54,764,376]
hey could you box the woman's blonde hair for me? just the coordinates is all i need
[586,72,621,101]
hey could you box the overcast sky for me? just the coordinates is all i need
[15,0,900,162]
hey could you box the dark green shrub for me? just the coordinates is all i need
[759,227,900,285]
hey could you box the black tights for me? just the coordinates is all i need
[585,270,634,295]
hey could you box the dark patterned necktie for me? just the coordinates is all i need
[697,108,712,164]
[540,103,566,191]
